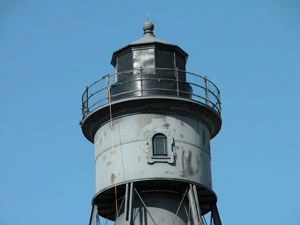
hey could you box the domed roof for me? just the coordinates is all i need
[130,21,172,45]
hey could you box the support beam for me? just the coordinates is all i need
[188,184,203,225]
[89,204,98,225]
[134,188,158,225]
[123,183,134,225]
[211,204,222,225]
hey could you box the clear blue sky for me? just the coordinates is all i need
[1,0,299,224]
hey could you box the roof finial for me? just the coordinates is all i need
[147,14,150,22]
[143,21,154,36]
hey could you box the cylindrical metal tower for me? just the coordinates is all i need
[81,22,222,225]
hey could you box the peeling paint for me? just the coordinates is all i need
[196,153,201,174]
[164,171,175,175]
[111,173,116,183]
[163,123,170,129]
[137,155,142,162]
[202,128,206,147]
[181,150,194,177]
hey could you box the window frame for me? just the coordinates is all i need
[147,130,175,164]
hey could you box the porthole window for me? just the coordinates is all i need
[153,134,167,156]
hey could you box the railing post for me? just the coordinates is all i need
[114,69,117,83]
[140,67,143,96]
[175,67,179,97]
[205,76,209,105]
[85,86,89,115]
[106,73,110,102]
[217,91,221,113]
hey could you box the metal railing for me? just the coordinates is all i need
[81,68,221,119]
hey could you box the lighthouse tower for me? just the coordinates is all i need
[80,22,222,225]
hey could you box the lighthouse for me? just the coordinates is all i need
[81,21,222,225]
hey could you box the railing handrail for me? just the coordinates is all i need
[81,68,221,120]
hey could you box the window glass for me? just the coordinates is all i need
[153,134,167,155]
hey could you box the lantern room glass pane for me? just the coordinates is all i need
[153,134,167,156]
